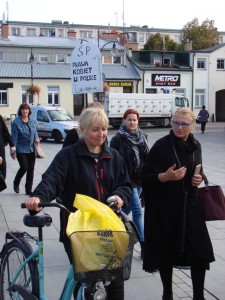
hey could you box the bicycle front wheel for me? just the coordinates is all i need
[0,240,39,300]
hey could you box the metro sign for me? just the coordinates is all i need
[152,74,180,86]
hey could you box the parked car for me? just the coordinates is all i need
[30,105,78,142]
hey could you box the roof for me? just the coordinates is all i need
[0,35,125,50]
[0,60,141,81]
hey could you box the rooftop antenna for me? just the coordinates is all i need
[122,0,125,33]
[6,1,9,22]
[114,12,118,26]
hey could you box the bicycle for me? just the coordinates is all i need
[0,198,139,300]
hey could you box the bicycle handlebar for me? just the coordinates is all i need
[21,199,70,214]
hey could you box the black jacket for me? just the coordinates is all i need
[32,139,132,241]
[110,133,148,187]
[141,132,215,272]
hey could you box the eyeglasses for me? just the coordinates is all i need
[172,121,192,128]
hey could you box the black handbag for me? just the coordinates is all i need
[0,171,7,192]
[198,173,225,221]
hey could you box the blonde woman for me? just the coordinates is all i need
[141,108,214,300]
[24,107,132,300]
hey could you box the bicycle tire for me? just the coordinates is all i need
[0,239,39,300]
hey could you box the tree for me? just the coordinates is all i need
[180,18,220,50]
[143,33,181,51]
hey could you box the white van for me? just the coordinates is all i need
[30,105,78,142]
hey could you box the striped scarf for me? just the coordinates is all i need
[119,123,148,171]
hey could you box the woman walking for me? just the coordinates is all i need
[197,105,209,133]
[141,107,214,300]
[11,103,40,195]
[110,109,149,258]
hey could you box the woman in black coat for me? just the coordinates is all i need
[141,108,214,300]
[0,115,16,179]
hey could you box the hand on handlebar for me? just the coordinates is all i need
[24,197,42,212]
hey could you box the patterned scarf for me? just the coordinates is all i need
[119,123,148,171]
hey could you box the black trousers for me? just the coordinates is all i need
[14,152,35,191]
[63,238,124,300]
[200,122,207,132]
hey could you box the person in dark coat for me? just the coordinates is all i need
[197,105,209,133]
[24,107,133,300]
[0,114,16,179]
[110,109,149,259]
[141,107,215,300]
[62,102,104,148]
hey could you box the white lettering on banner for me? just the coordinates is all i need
[71,42,103,94]
[155,75,179,82]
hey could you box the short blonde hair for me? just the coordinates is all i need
[78,107,109,135]
[172,107,196,124]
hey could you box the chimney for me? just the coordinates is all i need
[1,23,9,39]
[67,30,76,38]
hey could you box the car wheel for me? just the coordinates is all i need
[52,130,63,143]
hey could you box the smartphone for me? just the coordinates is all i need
[194,164,201,175]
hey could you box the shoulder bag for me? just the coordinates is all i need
[34,143,45,159]
[198,173,225,221]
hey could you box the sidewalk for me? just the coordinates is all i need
[0,123,225,299]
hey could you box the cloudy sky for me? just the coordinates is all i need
[1,0,224,31]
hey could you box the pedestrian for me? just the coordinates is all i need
[24,107,132,300]
[11,103,40,195]
[0,114,16,179]
[62,102,104,148]
[197,105,209,133]
[141,107,215,300]
[110,109,149,259]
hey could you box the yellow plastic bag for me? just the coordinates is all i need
[66,194,129,273]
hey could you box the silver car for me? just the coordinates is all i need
[30,105,78,142]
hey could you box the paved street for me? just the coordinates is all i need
[0,122,225,299]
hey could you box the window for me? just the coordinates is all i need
[127,32,137,42]
[0,52,3,61]
[39,55,48,63]
[154,57,162,66]
[217,59,225,69]
[0,90,7,105]
[80,31,93,38]
[11,27,21,36]
[67,55,71,63]
[40,28,55,37]
[58,29,64,37]
[197,58,206,69]
[102,55,122,64]
[195,89,205,107]
[22,86,34,104]
[139,33,145,42]
[27,28,36,36]
[48,86,59,105]
[57,54,65,63]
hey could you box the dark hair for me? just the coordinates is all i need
[123,109,139,120]
[202,105,206,109]
[18,103,32,116]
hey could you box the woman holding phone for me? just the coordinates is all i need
[141,108,214,300]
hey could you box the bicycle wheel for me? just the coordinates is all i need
[0,239,39,300]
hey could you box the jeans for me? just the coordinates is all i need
[122,187,144,242]
[14,152,35,192]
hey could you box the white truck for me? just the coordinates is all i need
[103,93,189,127]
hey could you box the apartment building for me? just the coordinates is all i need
[1,20,225,121]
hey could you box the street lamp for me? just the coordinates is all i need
[29,49,35,103]
[100,41,119,56]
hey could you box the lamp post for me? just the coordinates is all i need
[29,49,34,103]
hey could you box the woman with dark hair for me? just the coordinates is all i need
[110,108,149,259]
[11,103,40,195]
[197,105,209,133]
[0,114,16,180]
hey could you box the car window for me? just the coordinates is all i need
[48,110,73,121]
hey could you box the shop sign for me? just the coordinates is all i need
[152,74,180,86]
